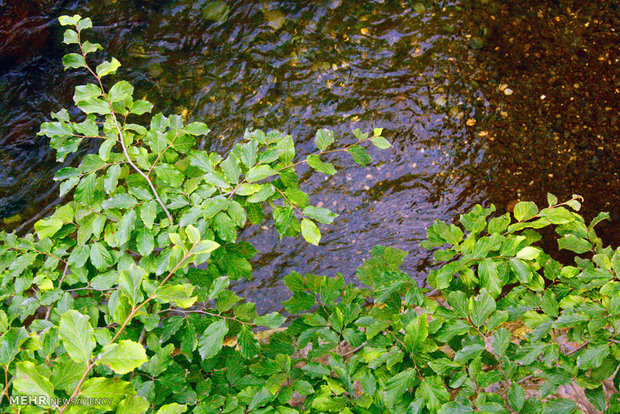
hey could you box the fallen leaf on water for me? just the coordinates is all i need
[466,118,476,126]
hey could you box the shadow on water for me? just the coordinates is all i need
[0,0,618,312]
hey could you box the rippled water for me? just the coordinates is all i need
[1,0,618,312]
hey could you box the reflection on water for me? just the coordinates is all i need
[1,0,618,312]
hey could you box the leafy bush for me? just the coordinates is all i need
[0,14,618,414]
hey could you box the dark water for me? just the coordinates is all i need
[1,0,618,312]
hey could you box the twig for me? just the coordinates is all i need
[59,243,199,413]
[44,260,70,320]
[75,29,173,225]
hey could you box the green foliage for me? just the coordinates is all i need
[0,14,618,414]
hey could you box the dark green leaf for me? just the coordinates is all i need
[198,320,228,360]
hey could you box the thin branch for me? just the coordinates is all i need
[44,260,70,320]
[59,242,199,413]
[75,29,173,225]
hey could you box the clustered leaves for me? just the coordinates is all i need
[0,14,618,414]
[0,15,388,413]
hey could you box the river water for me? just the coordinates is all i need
[1,0,618,312]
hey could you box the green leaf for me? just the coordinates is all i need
[140,200,157,229]
[542,398,576,414]
[508,382,525,411]
[193,240,220,255]
[50,355,86,394]
[119,265,145,305]
[80,377,135,408]
[0,328,29,365]
[62,53,85,69]
[96,57,121,77]
[97,340,148,374]
[284,271,305,292]
[558,234,592,254]
[302,362,331,377]
[221,156,241,184]
[488,213,511,234]
[34,218,64,239]
[13,362,56,405]
[516,342,547,365]
[76,16,92,30]
[75,119,99,139]
[213,212,237,242]
[454,340,484,363]
[478,259,502,298]
[185,224,201,244]
[136,227,154,256]
[314,128,334,151]
[246,165,278,183]
[513,201,538,222]
[89,242,114,271]
[82,40,103,54]
[445,290,468,318]
[102,193,138,210]
[198,320,228,360]
[469,290,496,327]
[156,404,188,414]
[116,209,137,246]
[227,201,247,227]
[78,96,111,115]
[215,290,241,312]
[40,121,73,138]
[353,128,368,140]
[254,312,286,329]
[384,369,416,407]
[63,29,79,44]
[547,193,558,206]
[131,100,154,115]
[404,314,428,354]
[59,15,79,26]
[306,154,336,175]
[247,184,275,203]
[109,80,134,102]
[283,292,315,313]
[117,395,149,414]
[347,145,372,166]
[73,84,101,103]
[516,246,541,260]
[438,402,474,414]
[185,122,210,135]
[577,344,609,370]
[238,326,259,359]
[301,218,321,245]
[492,328,510,356]
[416,376,450,412]
[303,206,337,224]
[510,258,532,283]
[155,284,197,308]
[565,198,582,211]
[58,310,96,363]
[283,187,309,208]
[370,136,391,149]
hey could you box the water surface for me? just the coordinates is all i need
[1,0,618,311]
